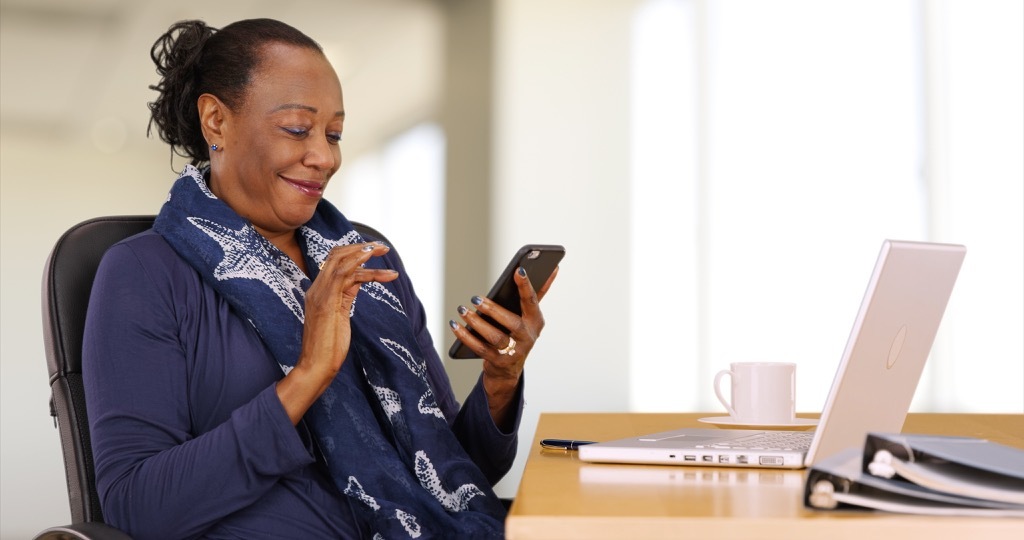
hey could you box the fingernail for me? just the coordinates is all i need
[361,245,374,252]
[449,320,459,329]
[518,267,527,277]
[471,296,483,306]
[457,305,468,316]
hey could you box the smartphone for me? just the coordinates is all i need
[448,244,565,359]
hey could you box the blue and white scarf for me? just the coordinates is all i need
[154,165,505,538]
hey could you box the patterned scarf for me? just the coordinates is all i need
[153,165,505,538]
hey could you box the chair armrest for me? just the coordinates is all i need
[33,522,132,540]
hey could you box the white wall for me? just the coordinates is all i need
[488,0,641,497]
[0,134,172,537]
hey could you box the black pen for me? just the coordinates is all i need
[540,439,597,450]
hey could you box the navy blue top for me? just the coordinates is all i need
[83,230,522,539]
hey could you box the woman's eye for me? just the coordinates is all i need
[283,127,308,137]
[327,132,343,144]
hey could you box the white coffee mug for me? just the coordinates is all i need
[713,362,796,424]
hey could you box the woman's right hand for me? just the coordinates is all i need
[275,242,398,424]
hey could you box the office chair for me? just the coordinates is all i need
[38,215,391,540]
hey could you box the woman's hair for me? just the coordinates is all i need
[147,19,323,165]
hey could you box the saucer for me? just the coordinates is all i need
[697,416,818,431]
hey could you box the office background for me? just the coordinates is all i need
[1,0,1020,536]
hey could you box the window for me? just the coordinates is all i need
[630,0,1023,412]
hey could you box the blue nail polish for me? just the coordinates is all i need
[361,244,374,252]
[457,305,468,316]
[518,267,527,277]
[471,296,483,306]
[449,320,459,329]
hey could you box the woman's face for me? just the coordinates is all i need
[210,42,344,238]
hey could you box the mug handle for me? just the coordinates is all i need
[713,369,738,417]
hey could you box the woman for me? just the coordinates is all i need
[83,18,557,539]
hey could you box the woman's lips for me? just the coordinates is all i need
[282,176,325,198]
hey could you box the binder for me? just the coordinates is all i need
[863,432,1024,506]
[804,433,1024,517]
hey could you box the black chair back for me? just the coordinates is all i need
[43,216,157,524]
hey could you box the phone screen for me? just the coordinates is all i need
[448,244,564,359]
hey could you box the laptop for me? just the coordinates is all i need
[579,239,967,469]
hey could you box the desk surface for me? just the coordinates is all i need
[507,412,1024,539]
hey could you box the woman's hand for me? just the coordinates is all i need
[449,266,559,429]
[276,242,398,424]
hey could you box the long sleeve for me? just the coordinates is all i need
[83,233,347,539]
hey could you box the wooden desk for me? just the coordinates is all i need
[507,413,1024,539]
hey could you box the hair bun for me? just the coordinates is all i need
[146,18,322,167]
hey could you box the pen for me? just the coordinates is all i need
[540,439,597,450]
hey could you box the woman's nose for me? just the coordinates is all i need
[304,135,339,170]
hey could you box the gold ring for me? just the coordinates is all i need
[498,336,517,356]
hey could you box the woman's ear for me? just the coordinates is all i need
[197,93,227,147]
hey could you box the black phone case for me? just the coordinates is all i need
[448,244,565,359]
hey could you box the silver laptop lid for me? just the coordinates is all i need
[804,239,965,465]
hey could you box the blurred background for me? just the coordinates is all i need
[1,0,1021,536]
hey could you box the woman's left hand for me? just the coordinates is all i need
[449,266,559,428]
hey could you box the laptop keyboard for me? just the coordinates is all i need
[696,431,813,451]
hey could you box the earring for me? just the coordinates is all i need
[211,144,220,151]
